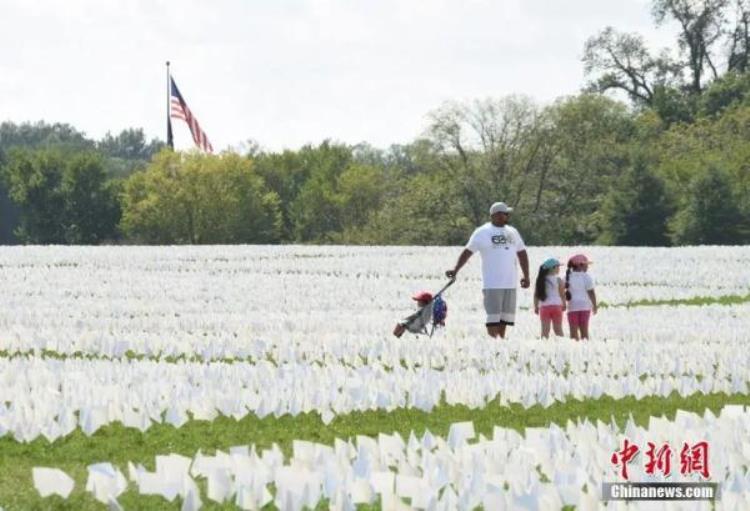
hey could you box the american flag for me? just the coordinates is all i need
[169,77,214,153]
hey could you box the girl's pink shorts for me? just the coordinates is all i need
[567,310,591,328]
[539,305,563,322]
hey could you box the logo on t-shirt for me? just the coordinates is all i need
[491,232,514,249]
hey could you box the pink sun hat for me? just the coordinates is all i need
[568,254,593,266]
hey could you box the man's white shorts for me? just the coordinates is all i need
[483,288,517,325]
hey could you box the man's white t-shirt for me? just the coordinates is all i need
[466,223,526,289]
[567,272,595,311]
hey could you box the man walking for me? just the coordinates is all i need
[446,202,530,338]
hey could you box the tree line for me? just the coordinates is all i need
[1,0,749,246]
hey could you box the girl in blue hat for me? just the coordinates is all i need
[533,258,566,338]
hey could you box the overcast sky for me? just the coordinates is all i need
[1,0,678,151]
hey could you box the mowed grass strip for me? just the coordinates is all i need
[520,292,750,311]
[2,391,750,509]
[606,292,750,308]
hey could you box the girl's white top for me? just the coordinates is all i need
[540,276,563,306]
[567,271,595,311]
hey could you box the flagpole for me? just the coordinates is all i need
[166,61,174,150]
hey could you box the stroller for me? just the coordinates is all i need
[393,278,455,338]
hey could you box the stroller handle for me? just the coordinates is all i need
[432,277,456,301]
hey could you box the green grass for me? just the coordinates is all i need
[2,391,749,510]
[604,292,750,308]
[517,291,750,312]
[0,349,263,365]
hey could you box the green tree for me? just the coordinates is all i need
[528,94,635,244]
[654,103,750,204]
[252,150,309,241]
[583,27,680,105]
[669,165,748,244]
[650,85,697,124]
[651,0,728,94]
[0,121,162,243]
[0,121,94,158]
[0,121,97,244]
[0,181,19,244]
[287,142,353,242]
[120,150,282,244]
[596,155,672,245]
[727,1,750,72]
[1,148,119,243]
[425,96,545,227]
[60,154,121,243]
[97,128,164,178]
[335,164,388,232]
[698,70,750,115]
[254,141,354,242]
[583,0,750,121]
[352,172,474,245]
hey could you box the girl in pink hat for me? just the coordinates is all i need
[565,254,598,340]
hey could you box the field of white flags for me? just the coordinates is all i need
[1,244,750,509]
